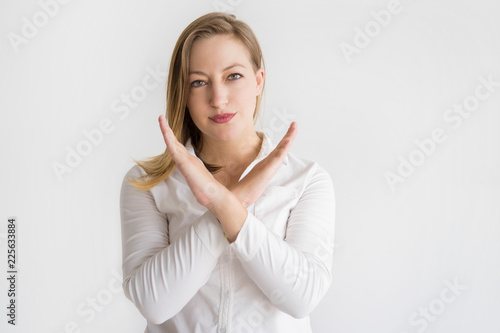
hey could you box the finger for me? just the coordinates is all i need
[279,122,297,143]
[276,122,297,154]
[284,121,297,144]
[158,115,176,149]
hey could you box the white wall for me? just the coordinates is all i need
[1,0,499,332]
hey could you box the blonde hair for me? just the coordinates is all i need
[126,12,266,190]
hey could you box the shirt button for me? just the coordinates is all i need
[223,255,229,262]
[220,328,226,333]
[224,290,229,298]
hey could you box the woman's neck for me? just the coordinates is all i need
[198,131,263,169]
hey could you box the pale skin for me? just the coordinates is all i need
[158,35,297,243]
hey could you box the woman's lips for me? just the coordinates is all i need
[210,113,236,124]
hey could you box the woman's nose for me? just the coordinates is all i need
[209,82,229,108]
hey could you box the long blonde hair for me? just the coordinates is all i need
[127,12,266,190]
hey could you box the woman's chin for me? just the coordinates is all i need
[213,130,240,142]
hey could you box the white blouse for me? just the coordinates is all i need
[120,131,336,333]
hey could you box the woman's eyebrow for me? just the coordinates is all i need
[189,63,246,76]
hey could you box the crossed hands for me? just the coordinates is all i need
[158,114,297,232]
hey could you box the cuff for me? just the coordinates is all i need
[193,210,228,258]
[230,211,268,262]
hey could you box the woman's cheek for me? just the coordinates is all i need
[234,87,255,110]
[187,93,205,110]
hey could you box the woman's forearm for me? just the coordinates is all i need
[208,187,248,243]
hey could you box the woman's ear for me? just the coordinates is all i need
[255,68,265,95]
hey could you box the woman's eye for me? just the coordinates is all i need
[190,80,205,88]
[228,73,242,80]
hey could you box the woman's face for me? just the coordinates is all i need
[186,34,264,142]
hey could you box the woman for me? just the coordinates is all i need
[120,12,335,333]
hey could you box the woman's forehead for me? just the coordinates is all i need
[189,35,253,71]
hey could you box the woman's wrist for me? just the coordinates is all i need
[226,183,248,208]
[209,188,248,243]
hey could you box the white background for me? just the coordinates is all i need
[1,0,499,332]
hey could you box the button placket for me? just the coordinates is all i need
[218,247,232,333]
[226,246,234,332]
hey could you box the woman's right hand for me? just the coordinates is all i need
[227,122,297,208]
[158,114,228,210]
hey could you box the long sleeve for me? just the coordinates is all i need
[119,166,228,325]
[230,163,335,319]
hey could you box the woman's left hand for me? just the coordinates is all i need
[158,115,226,209]
[227,121,297,208]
